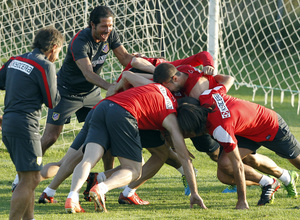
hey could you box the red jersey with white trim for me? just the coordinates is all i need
[177,65,218,97]
[104,83,177,130]
[117,51,214,82]
[199,85,279,153]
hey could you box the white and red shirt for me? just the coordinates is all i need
[96,83,177,130]
[200,85,279,153]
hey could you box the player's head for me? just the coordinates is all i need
[153,63,182,92]
[177,97,212,138]
[89,6,114,42]
[32,27,64,62]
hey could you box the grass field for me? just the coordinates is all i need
[1,86,300,219]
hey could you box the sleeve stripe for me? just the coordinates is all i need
[71,30,82,61]
[13,57,53,109]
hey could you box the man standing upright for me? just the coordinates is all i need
[0,27,63,220]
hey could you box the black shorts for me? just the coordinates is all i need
[190,133,220,153]
[83,100,142,162]
[47,87,102,125]
[70,109,94,151]
[2,135,43,171]
[237,114,300,159]
[140,130,165,148]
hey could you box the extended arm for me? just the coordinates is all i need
[226,147,249,209]
[162,114,207,209]
[106,71,153,97]
[113,45,134,67]
[76,57,111,90]
[130,57,155,74]
[214,74,235,92]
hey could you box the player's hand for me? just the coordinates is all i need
[202,66,215,75]
[105,83,117,97]
[235,200,249,210]
[190,193,207,209]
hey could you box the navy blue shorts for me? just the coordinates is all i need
[47,87,102,125]
[83,100,142,162]
[237,114,300,159]
[191,133,220,153]
[3,135,43,171]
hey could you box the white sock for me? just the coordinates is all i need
[97,172,106,183]
[278,169,291,186]
[177,166,184,175]
[13,174,19,185]
[98,182,109,195]
[67,191,79,202]
[259,175,274,186]
[44,187,56,197]
[122,186,136,197]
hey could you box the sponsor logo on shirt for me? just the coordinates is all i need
[8,60,34,75]
[92,54,107,67]
[102,43,109,53]
[157,84,174,110]
[212,93,231,119]
[52,112,60,121]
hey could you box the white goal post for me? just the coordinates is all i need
[1,0,299,147]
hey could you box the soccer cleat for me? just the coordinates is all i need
[283,170,299,198]
[118,192,150,205]
[83,172,98,201]
[65,198,85,213]
[38,192,57,204]
[89,185,107,212]
[257,178,280,206]
[182,175,191,196]
[222,185,237,193]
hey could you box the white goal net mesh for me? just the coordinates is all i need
[0,0,299,147]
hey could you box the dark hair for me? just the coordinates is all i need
[153,63,177,83]
[177,97,213,135]
[89,6,114,28]
[32,27,63,52]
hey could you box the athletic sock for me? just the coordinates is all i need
[122,186,136,197]
[44,187,56,197]
[259,175,274,186]
[177,166,185,175]
[67,191,79,202]
[98,182,109,195]
[278,169,291,186]
[97,172,106,183]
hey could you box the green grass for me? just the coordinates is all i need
[1,86,300,219]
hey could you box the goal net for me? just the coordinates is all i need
[1,0,299,148]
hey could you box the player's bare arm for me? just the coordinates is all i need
[113,45,134,67]
[226,147,249,209]
[76,57,111,90]
[162,114,207,209]
[214,74,235,92]
[131,57,155,74]
[106,71,153,97]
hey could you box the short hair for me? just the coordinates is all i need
[153,63,177,83]
[177,97,213,135]
[89,6,114,28]
[32,27,64,52]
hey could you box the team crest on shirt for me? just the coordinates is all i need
[36,157,42,166]
[102,43,109,53]
[52,112,60,121]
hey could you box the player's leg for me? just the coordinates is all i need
[65,143,105,213]
[40,147,77,180]
[10,171,40,220]
[42,93,85,155]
